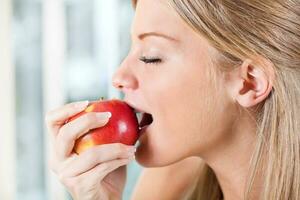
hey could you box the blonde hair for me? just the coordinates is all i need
[132,0,300,199]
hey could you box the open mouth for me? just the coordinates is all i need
[126,102,154,135]
[134,111,153,132]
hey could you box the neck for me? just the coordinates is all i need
[202,113,260,200]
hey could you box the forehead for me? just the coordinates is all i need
[131,0,214,56]
[132,0,185,39]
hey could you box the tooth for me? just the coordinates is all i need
[137,112,143,123]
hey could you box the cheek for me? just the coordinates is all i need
[160,77,219,151]
[159,74,236,158]
[136,65,220,166]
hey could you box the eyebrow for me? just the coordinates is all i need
[138,32,179,42]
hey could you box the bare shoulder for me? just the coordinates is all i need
[130,157,202,200]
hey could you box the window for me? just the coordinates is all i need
[0,0,142,199]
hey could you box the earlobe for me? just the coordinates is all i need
[234,59,274,108]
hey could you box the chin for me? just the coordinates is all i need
[134,126,186,168]
[135,151,176,168]
[135,150,188,168]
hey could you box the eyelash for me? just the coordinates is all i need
[139,56,162,64]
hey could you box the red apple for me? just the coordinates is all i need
[66,99,139,154]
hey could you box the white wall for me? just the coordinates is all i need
[0,0,16,199]
[0,0,141,199]
[42,0,68,199]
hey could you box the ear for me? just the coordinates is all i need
[226,59,274,108]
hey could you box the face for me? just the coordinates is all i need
[112,0,236,167]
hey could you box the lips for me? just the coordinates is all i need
[125,101,154,133]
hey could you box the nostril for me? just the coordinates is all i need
[112,69,138,90]
[114,84,123,90]
[112,78,123,90]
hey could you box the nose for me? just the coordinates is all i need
[112,60,138,92]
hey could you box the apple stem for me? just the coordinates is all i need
[100,97,105,101]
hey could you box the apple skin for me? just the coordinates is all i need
[66,99,139,154]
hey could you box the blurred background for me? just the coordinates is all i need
[0,0,143,199]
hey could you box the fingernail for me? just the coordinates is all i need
[74,100,89,110]
[96,112,112,120]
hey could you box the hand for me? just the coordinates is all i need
[45,101,136,200]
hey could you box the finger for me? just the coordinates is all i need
[45,100,89,135]
[55,112,112,160]
[78,157,134,185]
[62,143,136,177]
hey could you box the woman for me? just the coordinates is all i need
[45,0,300,199]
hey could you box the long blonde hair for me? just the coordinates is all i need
[132,0,300,199]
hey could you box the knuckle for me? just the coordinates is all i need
[116,143,126,154]
[57,126,70,142]
[63,176,76,189]
[58,171,67,183]
[61,176,76,191]
[66,106,77,118]
[100,162,110,171]
[58,125,66,136]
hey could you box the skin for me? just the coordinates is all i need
[131,156,203,200]
[46,0,274,199]
[112,0,274,199]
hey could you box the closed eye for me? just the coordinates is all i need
[139,56,162,64]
